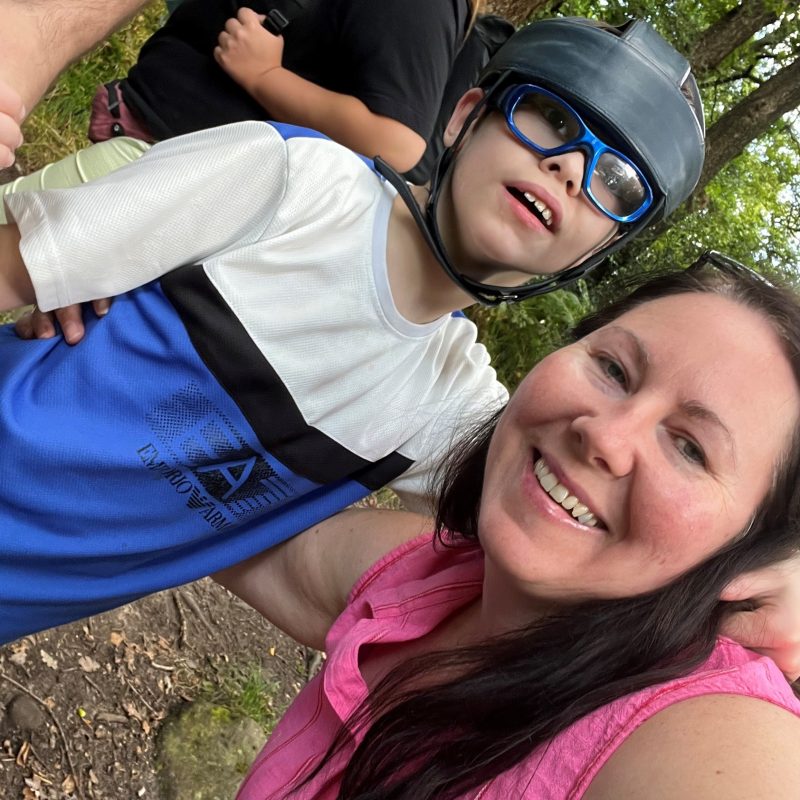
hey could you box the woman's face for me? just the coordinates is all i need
[439,89,619,287]
[478,292,800,617]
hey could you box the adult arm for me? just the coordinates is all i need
[214,9,425,173]
[213,508,430,650]
[0,0,148,164]
[582,694,800,799]
[0,80,24,168]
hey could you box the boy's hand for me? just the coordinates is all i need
[214,8,284,94]
[15,299,112,345]
[721,554,800,681]
[0,78,25,167]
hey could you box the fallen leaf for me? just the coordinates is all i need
[39,649,58,670]
[61,774,76,794]
[78,655,101,673]
[9,650,27,666]
[16,739,30,766]
[123,701,143,722]
[109,631,124,647]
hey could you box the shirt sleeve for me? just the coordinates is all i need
[388,360,508,515]
[334,0,467,138]
[6,121,290,311]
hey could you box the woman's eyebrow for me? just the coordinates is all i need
[606,325,736,463]
[681,400,736,462]
[604,326,649,374]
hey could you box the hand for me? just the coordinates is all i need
[720,553,800,681]
[15,299,112,345]
[0,78,25,168]
[214,7,284,93]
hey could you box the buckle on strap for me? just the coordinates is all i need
[262,9,290,35]
[105,81,122,119]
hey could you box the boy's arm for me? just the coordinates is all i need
[0,221,34,310]
[213,508,429,650]
[214,8,426,173]
[4,121,290,312]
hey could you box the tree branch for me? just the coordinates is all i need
[689,0,787,80]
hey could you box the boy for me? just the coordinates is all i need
[0,18,704,643]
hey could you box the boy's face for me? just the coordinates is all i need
[438,89,620,287]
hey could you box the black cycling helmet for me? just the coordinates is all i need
[376,17,706,305]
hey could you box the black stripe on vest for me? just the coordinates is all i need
[160,265,412,490]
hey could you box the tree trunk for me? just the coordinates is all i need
[483,0,551,26]
[696,55,800,195]
[689,0,785,79]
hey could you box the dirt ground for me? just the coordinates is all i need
[0,579,311,800]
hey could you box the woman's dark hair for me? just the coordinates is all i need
[315,267,800,800]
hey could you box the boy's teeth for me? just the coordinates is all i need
[522,191,553,227]
[534,457,598,527]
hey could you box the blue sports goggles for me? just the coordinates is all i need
[495,84,654,224]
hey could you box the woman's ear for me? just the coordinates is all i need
[443,88,486,147]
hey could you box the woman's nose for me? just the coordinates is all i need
[570,408,641,477]
[540,149,586,197]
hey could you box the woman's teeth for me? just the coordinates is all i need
[534,457,598,527]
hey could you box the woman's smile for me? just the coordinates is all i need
[533,454,602,528]
[478,292,800,607]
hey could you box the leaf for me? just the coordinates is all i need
[78,655,101,673]
[123,701,143,722]
[9,650,27,666]
[40,649,58,670]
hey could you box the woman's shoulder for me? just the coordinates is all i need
[582,691,800,799]
[580,639,800,800]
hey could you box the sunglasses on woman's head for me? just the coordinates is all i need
[687,250,774,287]
[494,84,654,225]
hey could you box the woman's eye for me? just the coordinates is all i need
[598,356,627,387]
[675,435,706,467]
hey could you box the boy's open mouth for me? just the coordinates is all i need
[507,187,555,230]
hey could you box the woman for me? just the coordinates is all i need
[217,255,800,799]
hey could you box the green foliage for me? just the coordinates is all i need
[468,283,594,390]
[199,663,280,734]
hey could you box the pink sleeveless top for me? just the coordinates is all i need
[237,532,800,799]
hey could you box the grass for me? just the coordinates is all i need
[198,663,281,734]
[17,1,163,173]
